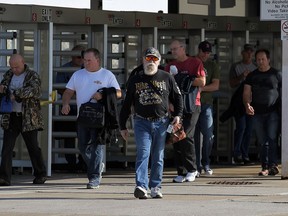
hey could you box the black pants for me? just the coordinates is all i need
[173,107,201,176]
[0,113,46,183]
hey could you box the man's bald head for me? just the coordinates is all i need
[9,54,25,76]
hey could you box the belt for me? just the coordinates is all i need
[135,113,168,122]
[11,112,22,117]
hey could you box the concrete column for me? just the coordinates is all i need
[281,39,288,179]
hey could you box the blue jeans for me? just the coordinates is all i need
[133,116,169,190]
[195,104,214,171]
[77,125,104,184]
[233,114,253,159]
[253,111,279,169]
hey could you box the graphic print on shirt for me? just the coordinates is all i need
[135,80,166,105]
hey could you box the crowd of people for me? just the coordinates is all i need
[0,40,282,199]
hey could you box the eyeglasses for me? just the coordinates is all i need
[145,56,159,62]
[170,46,183,52]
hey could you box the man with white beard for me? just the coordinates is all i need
[120,47,183,199]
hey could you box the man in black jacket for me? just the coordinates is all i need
[120,47,183,199]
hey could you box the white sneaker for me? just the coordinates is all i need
[134,186,148,199]
[185,171,197,182]
[205,168,213,175]
[100,162,105,173]
[99,162,105,180]
[173,175,186,183]
[150,187,163,198]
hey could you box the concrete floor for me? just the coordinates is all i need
[0,165,288,216]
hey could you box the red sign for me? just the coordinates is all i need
[85,17,91,24]
[136,19,140,27]
[32,13,37,22]
[183,21,187,29]
[226,23,231,31]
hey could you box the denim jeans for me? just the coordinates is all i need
[77,125,104,185]
[233,114,253,159]
[195,104,214,171]
[253,111,279,168]
[133,115,169,190]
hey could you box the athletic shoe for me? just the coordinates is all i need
[86,179,99,189]
[243,158,254,165]
[185,171,197,182]
[233,156,243,164]
[86,181,100,189]
[258,169,269,176]
[33,176,47,184]
[204,168,213,175]
[134,186,148,199]
[0,178,10,186]
[87,184,99,189]
[173,175,186,183]
[269,166,279,176]
[150,187,163,199]
[100,162,105,178]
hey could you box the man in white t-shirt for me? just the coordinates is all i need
[61,48,122,189]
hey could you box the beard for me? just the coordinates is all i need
[144,63,157,75]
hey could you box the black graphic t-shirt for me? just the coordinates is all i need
[119,69,183,130]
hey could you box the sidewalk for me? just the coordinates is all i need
[0,165,288,216]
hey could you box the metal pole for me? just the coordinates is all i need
[201,28,205,41]
[154,27,158,48]
[47,22,53,177]
[103,24,108,68]
[245,30,249,43]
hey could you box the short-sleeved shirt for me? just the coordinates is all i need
[201,59,220,105]
[165,57,206,106]
[66,67,120,114]
[245,67,281,114]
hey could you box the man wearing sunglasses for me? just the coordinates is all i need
[120,47,183,199]
[165,40,206,183]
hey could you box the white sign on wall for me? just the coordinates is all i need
[281,20,288,40]
[260,0,288,21]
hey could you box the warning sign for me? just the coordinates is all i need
[261,1,288,21]
[281,20,288,40]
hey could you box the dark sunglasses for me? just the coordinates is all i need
[145,56,159,62]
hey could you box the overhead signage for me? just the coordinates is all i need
[260,0,288,21]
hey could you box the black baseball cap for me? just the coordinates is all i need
[198,41,212,52]
[243,44,254,52]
